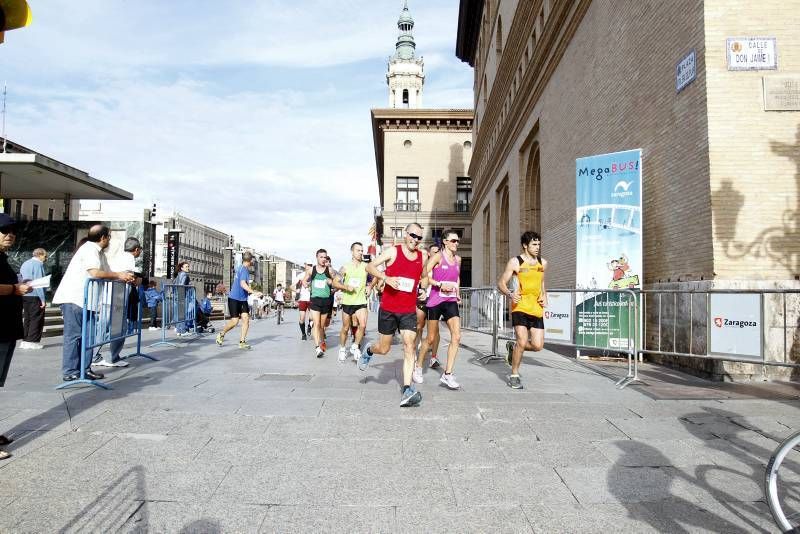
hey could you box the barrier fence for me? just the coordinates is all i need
[151,284,197,348]
[56,279,154,390]
[458,286,800,388]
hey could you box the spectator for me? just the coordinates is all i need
[18,248,48,350]
[144,280,163,330]
[52,225,134,382]
[174,261,193,335]
[200,292,213,316]
[96,237,142,367]
[0,215,32,460]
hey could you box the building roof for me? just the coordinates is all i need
[0,139,133,200]
[455,0,484,66]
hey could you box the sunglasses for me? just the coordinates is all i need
[447,239,460,244]
[408,232,423,241]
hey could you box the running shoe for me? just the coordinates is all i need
[440,373,460,390]
[357,350,372,371]
[338,347,347,362]
[349,344,360,361]
[315,346,324,358]
[412,366,424,384]
[505,341,514,366]
[301,335,307,341]
[215,333,224,346]
[94,360,129,368]
[400,386,422,407]
[508,375,523,389]
[429,356,441,370]
[238,341,251,350]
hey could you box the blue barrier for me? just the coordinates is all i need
[56,278,154,390]
[150,284,197,348]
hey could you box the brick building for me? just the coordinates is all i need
[456,0,800,378]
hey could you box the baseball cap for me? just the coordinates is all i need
[0,214,18,232]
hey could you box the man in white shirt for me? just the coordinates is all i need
[96,237,142,368]
[53,225,134,382]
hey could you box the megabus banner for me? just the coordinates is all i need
[575,149,642,351]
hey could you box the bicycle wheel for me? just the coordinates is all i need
[765,429,800,532]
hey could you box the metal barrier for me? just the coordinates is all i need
[639,288,800,375]
[56,279,154,390]
[458,287,640,388]
[151,284,197,348]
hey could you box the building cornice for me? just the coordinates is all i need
[456,0,484,65]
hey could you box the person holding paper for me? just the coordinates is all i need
[18,248,48,350]
[0,215,33,459]
[361,223,428,407]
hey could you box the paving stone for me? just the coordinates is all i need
[261,505,394,533]
[521,502,662,533]
[449,465,577,506]
[397,504,533,533]
[634,497,778,533]
[498,440,613,468]
[556,466,681,505]
[237,397,324,417]
[592,438,725,467]
[527,417,628,442]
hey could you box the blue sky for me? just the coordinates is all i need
[0,0,473,264]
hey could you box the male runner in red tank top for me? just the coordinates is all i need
[361,223,428,407]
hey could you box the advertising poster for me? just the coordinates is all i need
[544,292,572,342]
[710,294,762,360]
[575,149,642,351]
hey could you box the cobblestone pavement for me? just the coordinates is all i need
[0,310,798,532]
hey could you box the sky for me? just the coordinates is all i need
[0,0,473,265]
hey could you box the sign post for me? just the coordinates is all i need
[166,230,182,280]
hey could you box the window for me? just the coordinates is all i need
[456,177,472,212]
[495,15,503,58]
[395,177,419,211]
[48,208,54,221]
[402,89,409,108]
[451,228,465,238]
[392,227,403,239]
[431,227,444,241]
[32,204,39,221]
[15,200,22,221]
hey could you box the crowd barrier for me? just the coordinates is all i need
[56,279,154,390]
[458,286,800,388]
[151,284,197,348]
[458,287,639,388]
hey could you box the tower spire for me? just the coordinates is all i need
[386,2,425,108]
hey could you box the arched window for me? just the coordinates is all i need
[483,205,492,284]
[496,181,510,278]
[523,143,542,232]
[495,15,503,58]
[402,89,409,108]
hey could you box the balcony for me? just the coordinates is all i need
[394,201,421,212]
[454,201,470,213]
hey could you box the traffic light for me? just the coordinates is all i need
[0,0,32,44]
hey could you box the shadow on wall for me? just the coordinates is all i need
[711,125,800,379]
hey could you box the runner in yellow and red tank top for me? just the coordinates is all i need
[497,231,548,390]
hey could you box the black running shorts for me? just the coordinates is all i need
[341,304,367,316]
[228,298,250,318]
[378,309,417,335]
[426,301,459,322]
[310,297,332,315]
[511,311,544,330]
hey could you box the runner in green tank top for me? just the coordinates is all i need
[336,242,376,362]
[303,248,348,358]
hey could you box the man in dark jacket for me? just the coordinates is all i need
[0,214,32,459]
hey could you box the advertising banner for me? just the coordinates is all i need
[709,294,762,360]
[544,292,572,342]
[575,149,642,351]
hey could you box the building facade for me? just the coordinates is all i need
[373,3,475,286]
[456,0,800,378]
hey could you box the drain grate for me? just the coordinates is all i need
[255,373,313,382]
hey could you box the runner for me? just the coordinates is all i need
[302,249,346,357]
[414,243,443,369]
[414,231,462,389]
[324,255,337,329]
[296,266,312,340]
[497,231,548,389]
[336,242,373,362]
[360,223,428,407]
[273,283,285,324]
[216,251,260,349]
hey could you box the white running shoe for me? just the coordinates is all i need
[28,342,44,350]
[338,347,347,362]
[94,360,129,368]
[349,344,360,361]
[412,366,424,384]
[440,373,460,390]
[18,341,30,350]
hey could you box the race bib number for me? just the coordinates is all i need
[396,277,415,293]
[348,278,361,290]
[313,279,327,289]
[440,282,458,296]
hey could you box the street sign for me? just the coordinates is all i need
[727,37,777,71]
[676,49,696,93]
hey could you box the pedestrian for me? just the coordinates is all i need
[96,237,142,368]
[52,225,134,383]
[174,261,193,336]
[144,280,163,330]
[414,230,462,389]
[497,231,548,390]
[18,248,48,350]
[361,223,428,407]
[216,251,260,349]
[0,215,33,459]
